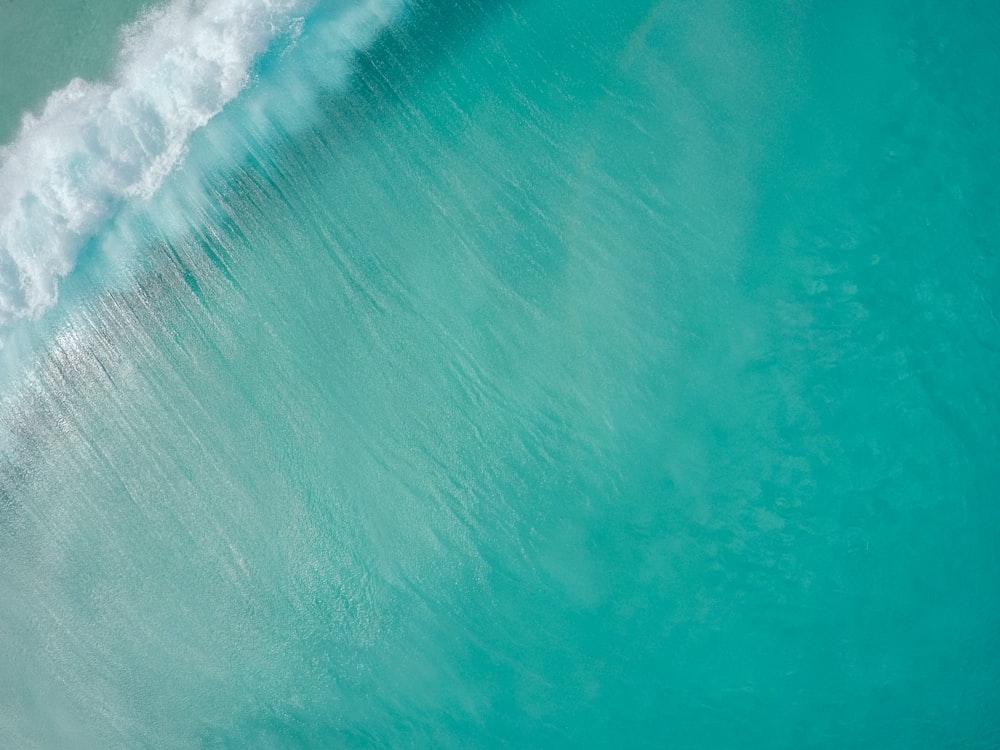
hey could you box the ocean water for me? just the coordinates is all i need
[1,0,999,747]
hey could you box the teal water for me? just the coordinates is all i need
[1,0,999,747]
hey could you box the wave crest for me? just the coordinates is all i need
[0,0,312,325]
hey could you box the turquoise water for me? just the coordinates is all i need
[1,0,999,747]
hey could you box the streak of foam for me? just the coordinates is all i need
[0,0,315,326]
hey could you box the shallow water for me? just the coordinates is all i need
[1,0,999,747]
[0,0,152,143]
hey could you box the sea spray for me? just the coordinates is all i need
[0,0,313,326]
[0,0,403,388]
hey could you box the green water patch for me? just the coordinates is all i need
[0,0,153,143]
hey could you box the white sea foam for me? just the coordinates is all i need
[0,0,315,326]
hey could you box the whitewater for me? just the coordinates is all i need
[0,0,400,328]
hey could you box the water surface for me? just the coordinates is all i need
[1,0,998,747]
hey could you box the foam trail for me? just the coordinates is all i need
[0,0,315,326]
